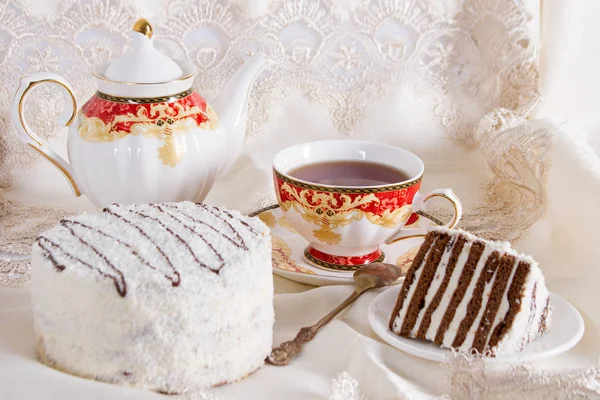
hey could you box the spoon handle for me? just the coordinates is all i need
[267,289,364,366]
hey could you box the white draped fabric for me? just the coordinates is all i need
[1,0,600,398]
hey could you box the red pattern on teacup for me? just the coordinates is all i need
[306,246,383,267]
[274,174,420,225]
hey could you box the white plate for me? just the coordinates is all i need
[249,205,425,286]
[368,285,585,363]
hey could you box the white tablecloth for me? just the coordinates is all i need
[2,0,600,398]
[2,128,600,399]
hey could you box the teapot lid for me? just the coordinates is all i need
[103,18,183,83]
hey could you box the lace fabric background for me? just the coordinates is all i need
[1,3,599,398]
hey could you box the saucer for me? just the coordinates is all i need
[369,286,585,363]
[249,205,424,286]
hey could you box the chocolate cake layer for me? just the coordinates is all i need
[451,251,502,348]
[433,241,484,345]
[389,232,437,331]
[415,235,466,339]
[488,261,531,348]
[471,254,517,352]
[400,233,452,336]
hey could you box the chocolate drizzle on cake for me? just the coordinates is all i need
[151,204,224,271]
[37,239,66,272]
[37,202,263,297]
[102,210,181,286]
[61,219,181,287]
[195,203,249,249]
[37,236,127,297]
[389,229,551,357]
[224,210,259,235]
[163,204,247,250]
[126,206,213,272]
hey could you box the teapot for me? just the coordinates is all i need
[11,19,270,208]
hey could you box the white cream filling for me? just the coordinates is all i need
[411,236,457,336]
[460,256,500,350]
[441,244,497,348]
[493,262,551,355]
[424,241,473,341]
[392,238,436,333]
[464,257,519,353]
[488,259,522,334]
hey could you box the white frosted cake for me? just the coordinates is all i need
[389,228,551,356]
[30,202,273,393]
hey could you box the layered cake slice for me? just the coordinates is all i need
[389,228,551,356]
[31,202,273,393]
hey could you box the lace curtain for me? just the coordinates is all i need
[0,0,555,285]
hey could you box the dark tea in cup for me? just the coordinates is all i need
[288,160,411,187]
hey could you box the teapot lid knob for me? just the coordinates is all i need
[102,18,184,83]
[132,18,153,39]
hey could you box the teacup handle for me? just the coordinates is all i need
[11,72,81,196]
[385,188,463,244]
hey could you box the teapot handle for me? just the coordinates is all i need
[11,73,81,196]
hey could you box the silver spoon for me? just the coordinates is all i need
[267,262,405,366]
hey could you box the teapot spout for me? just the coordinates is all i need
[213,53,271,175]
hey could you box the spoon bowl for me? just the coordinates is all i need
[353,262,405,292]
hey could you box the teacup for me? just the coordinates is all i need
[272,140,463,271]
